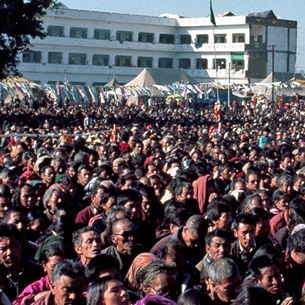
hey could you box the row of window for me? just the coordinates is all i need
[47,25,247,45]
[22,51,244,69]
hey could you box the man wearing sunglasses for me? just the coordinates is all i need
[102,218,143,278]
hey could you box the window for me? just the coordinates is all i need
[257,35,263,43]
[196,58,208,69]
[214,59,226,69]
[116,31,133,42]
[70,27,87,39]
[159,34,175,44]
[115,56,132,67]
[92,55,109,66]
[214,34,226,43]
[94,29,110,40]
[180,35,191,44]
[179,58,190,69]
[138,32,154,43]
[47,26,64,37]
[22,51,41,63]
[137,57,153,68]
[233,34,245,43]
[158,58,173,69]
[195,35,209,47]
[232,60,244,70]
[69,53,86,65]
[48,52,62,64]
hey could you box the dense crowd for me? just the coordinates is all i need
[0,94,304,305]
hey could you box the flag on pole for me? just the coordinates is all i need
[210,0,216,27]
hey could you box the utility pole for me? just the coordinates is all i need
[228,63,231,109]
[271,44,275,102]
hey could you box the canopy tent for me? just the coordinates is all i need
[125,68,197,86]
[253,72,305,98]
[105,76,120,87]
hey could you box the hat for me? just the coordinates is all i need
[34,236,65,262]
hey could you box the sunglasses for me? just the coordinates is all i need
[113,230,137,240]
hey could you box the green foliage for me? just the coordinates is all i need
[0,0,61,79]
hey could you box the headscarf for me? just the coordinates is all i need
[134,295,177,305]
[18,171,37,185]
[125,253,157,289]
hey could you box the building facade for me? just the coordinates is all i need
[18,7,297,85]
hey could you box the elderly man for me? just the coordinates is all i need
[102,218,143,278]
[150,214,207,265]
[72,227,102,267]
[31,259,85,305]
[208,258,241,305]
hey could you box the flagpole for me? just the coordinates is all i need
[210,0,219,102]
[213,26,220,102]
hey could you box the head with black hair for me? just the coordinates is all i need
[204,229,231,261]
[250,207,270,239]
[249,255,282,296]
[232,212,257,252]
[288,228,305,265]
[232,286,272,305]
[207,201,232,230]
[177,288,214,305]
[85,254,121,283]
[0,223,23,274]
[86,276,129,305]
[117,189,142,220]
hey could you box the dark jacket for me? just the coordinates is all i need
[0,261,44,302]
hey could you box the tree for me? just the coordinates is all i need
[0,0,61,79]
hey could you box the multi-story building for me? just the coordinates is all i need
[18,7,297,85]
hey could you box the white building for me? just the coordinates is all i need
[18,7,297,85]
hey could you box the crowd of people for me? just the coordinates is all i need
[0,94,304,305]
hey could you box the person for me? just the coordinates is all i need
[177,289,213,305]
[102,218,143,278]
[282,228,305,300]
[85,254,121,283]
[13,237,73,305]
[75,185,110,226]
[30,259,86,305]
[259,127,272,149]
[232,286,272,305]
[231,213,265,278]
[208,258,241,305]
[157,239,200,293]
[136,260,178,301]
[88,187,117,233]
[72,227,102,267]
[196,229,232,275]
[86,276,130,305]
[125,253,157,290]
[206,201,233,231]
[0,223,44,302]
[150,215,207,265]
[40,166,56,189]
[245,171,260,195]
[249,256,294,305]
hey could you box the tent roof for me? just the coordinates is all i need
[125,68,197,86]
[260,72,305,83]
[105,76,120,87]
[248,10,277,19]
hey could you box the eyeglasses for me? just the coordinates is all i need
[148,285,177,298]
[113,230,137,240]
